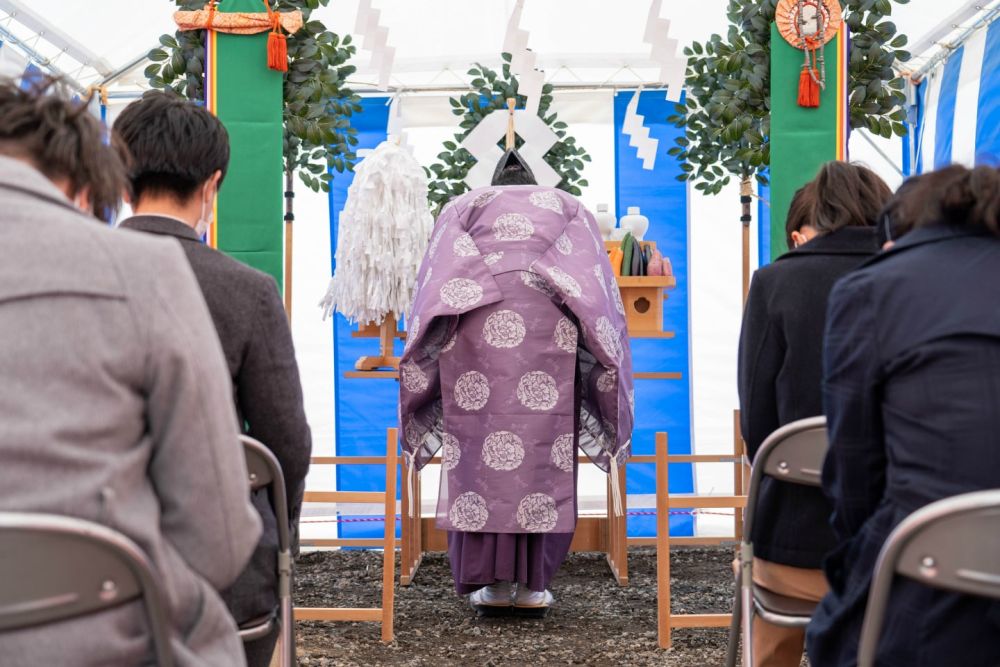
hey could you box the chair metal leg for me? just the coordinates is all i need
[740,550,754,667]
[280,596,294,667]
[724,569,742,667]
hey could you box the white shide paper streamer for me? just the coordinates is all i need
[502,0,546,116]
[622,88,659,171]
[645,0,686,102]
[354,0,396,91]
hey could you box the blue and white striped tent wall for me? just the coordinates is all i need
[919,20,1000,171]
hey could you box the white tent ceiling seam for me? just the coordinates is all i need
[0,23,85,92]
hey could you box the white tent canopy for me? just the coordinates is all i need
[1,0,994,95]
[4,0,995,538]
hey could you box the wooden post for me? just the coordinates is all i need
[741,177,753,305]
[400,452,412,585]
[399,453,424,586]
[381,428,397,642]
[733,410,746,542]
[605,463,629,586]
[284,168,294,320]
[656,432,671,649]
[506,98,517,150]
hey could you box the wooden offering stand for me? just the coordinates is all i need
[353,314,404,372]
[605,240,677,338]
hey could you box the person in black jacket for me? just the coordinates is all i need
[807,165,1000,667]
[114,93,312,667]
[737,161,890,666]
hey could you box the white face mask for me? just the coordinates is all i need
[195,194,214,238]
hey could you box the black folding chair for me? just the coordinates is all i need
[857,489,1000,667]
[239,435,295,667]
[0,512,174,666]
[725,416,828,667]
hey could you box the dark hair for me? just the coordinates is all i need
[492,149,537,186]
[891,165,1000,238]
[810,161,893,235]
[785,183,818,248]
[0,77,127,222]
[113,92,230,204]
[876,174,925,246]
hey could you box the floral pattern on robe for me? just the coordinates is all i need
[400,186,633,534]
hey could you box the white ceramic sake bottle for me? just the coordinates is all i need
[620,206,650,241]
[594,203,617,241]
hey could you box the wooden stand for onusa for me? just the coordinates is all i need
[353,314,402,371]
[604,240,677,338]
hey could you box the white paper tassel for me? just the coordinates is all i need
[320,141,433,325]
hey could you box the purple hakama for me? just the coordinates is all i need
[447,531,576,595]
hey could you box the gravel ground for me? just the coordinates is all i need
[293,546,809,666]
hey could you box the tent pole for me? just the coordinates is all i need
[0,25,85,92]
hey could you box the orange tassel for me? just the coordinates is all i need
[798,67,821,108]
[267,31,288,72]
[262,0,288,73]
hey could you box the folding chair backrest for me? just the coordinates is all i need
[858,489,1000,667]
[743,417,828,537]
[757,417,827,487]
[893,493,1000,598]
[240,435,290,555]
[0,512,174,666]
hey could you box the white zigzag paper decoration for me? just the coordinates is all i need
[354,0,395,91]
[622,89,659,171]
[461,109,561,189]
[644,0,686,102]
[502,0,546,116]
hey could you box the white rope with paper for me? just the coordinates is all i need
[460,109,561,189]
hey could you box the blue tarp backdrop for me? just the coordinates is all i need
[613,91,694,538]
[330,92,696,540]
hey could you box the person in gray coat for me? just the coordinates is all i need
[115,92,312,667]
[0,80,261,666]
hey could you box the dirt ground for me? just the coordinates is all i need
[293,546,808,667]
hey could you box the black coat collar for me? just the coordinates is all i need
[889,223,990,252]
[119,215,202,243]
[775,226,879,262]
[862,224,994,268]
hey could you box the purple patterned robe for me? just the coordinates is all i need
[399,185,634,535]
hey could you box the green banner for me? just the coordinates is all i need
[769,24,845,256]
[213,0,284,291]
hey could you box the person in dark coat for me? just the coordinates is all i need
[738,162,890,666]
[114,93,312,667]
[807,165,1000,667]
